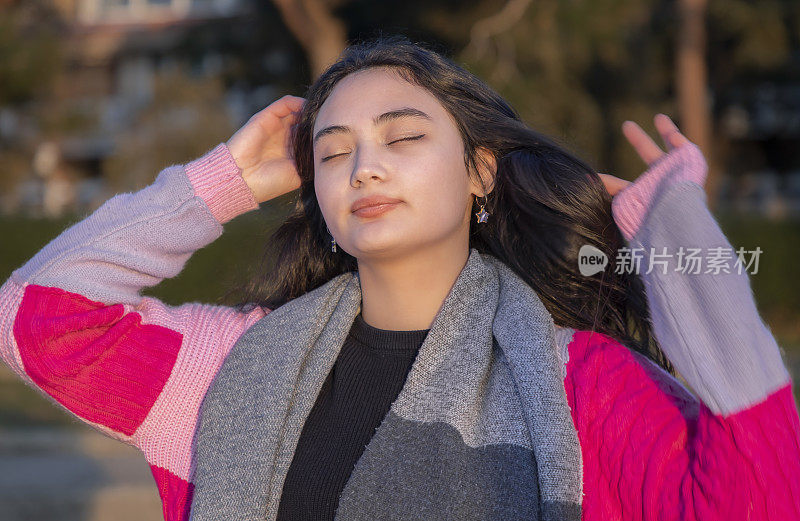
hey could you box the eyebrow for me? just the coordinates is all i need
[313,107,432,144]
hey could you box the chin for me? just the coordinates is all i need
[347,237,415,259]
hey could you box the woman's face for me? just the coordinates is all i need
[313,67,485,260]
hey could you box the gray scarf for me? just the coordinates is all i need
[189,247,583,520]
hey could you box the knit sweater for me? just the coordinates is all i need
[1,141,798,520]
[276,311,429,520]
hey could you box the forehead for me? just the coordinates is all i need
[314,67,445,132]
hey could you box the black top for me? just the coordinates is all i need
[275,311,430,521]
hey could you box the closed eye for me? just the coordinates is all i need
[390,134,425,145]
[320,134,425,162]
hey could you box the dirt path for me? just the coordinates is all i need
[0,427,162,521]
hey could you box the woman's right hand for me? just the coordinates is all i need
[226,95,306,204]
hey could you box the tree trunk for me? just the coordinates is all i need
[271,0,348,80]
[677,0,720,210]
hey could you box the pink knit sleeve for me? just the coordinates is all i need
[0,143,268,520]
[610,142,707,242]
[564,330,800,521]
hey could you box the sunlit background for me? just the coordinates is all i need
[1,0,799,519]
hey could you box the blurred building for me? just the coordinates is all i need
[65,0,242,25]
[1,0,287,217]
[718,82,800,219]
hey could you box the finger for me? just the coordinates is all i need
[597,173,632,196]
[281,97,307,121]
[654,113,691,150]
[270,95,307,118]
[622,120,664,165]
[284,95,306,112]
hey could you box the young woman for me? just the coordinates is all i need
[1,35,798,521]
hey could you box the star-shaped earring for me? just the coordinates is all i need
[474,194,490,223]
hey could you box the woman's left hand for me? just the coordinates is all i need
[599,113,693,197]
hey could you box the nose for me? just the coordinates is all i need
[350,145,389,187]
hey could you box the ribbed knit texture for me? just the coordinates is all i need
[276,312,429,520]
[183,142,260,224]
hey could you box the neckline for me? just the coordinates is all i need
[348,312,430,353]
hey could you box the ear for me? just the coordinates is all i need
[472,146,497,197]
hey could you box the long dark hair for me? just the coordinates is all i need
[225,34,676,376]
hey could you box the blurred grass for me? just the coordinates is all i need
[0,205,798,427]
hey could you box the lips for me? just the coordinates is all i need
[350,195,403,213]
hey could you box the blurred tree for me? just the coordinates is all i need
[437,0,677,181]
[708,0,793,73]
[102,68,235,193]
[706,0,798,189]
[428,0,795,207]
[0,0,67,213]
[271,0,350,78]
[0,0,65,106]
[677,0,716,208]
[172,2,313,107]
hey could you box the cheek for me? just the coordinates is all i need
[315,173,355,230]
[314,175,337,218]
[408,155,470,219]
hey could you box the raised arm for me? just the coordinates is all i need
[0,95,305,516]
[0,143,266,443]
[565,117,800,520]
[610,118,792,416]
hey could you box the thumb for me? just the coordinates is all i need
[597,173,632,197]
